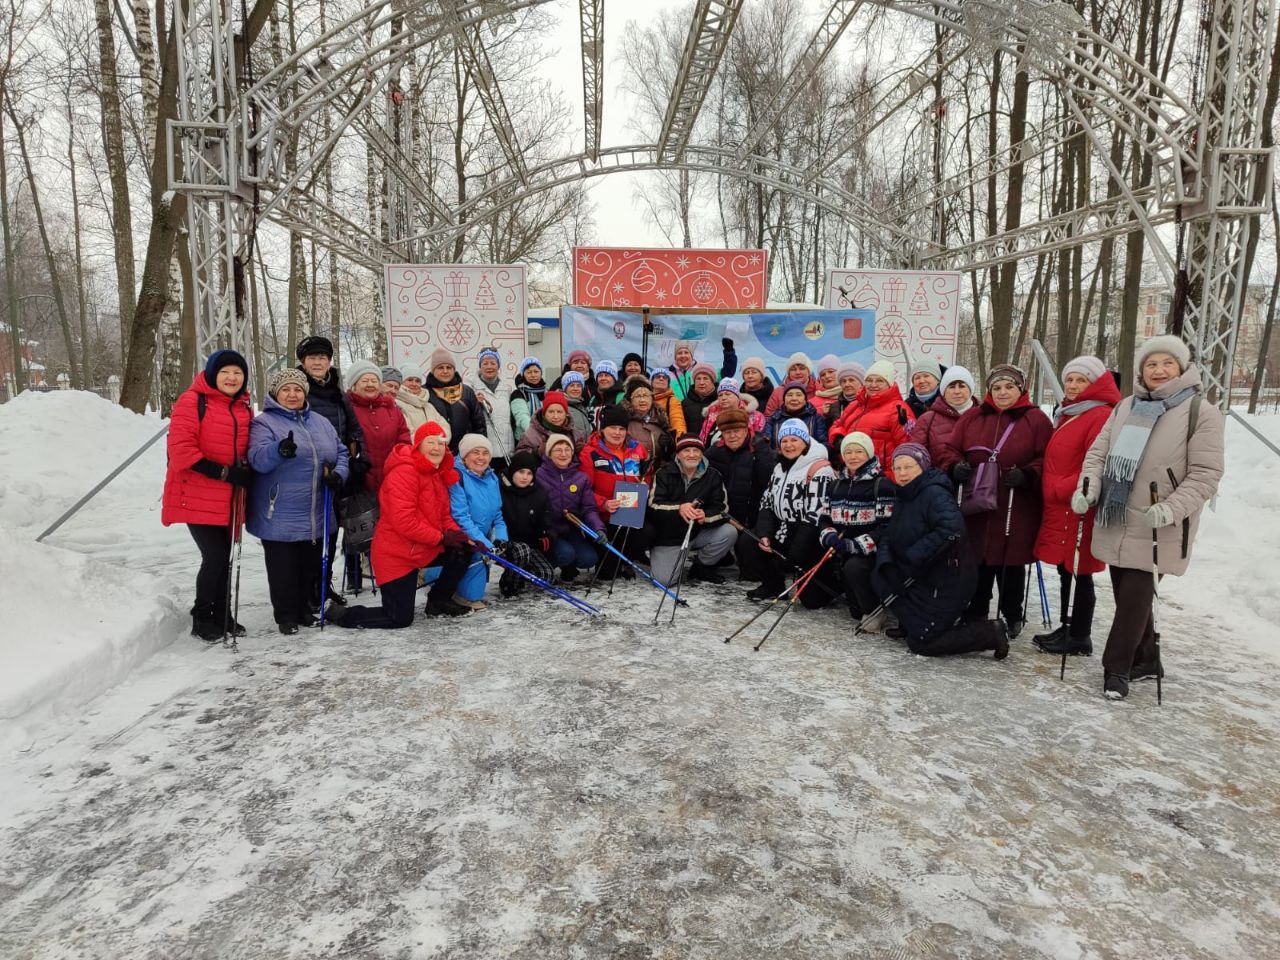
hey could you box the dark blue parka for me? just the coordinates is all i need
[873,467,976,640]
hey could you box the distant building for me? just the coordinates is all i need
[0,322,45,399]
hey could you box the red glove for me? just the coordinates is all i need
[538,536,551,554]
[442,528,472,550]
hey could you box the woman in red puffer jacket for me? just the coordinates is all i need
[829,360,914,469]
[161,350,253,641]
[1030,358,1121,657]
[344,360,410,492]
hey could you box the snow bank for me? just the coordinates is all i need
[0,391,186,744]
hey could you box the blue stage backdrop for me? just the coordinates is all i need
[560,307,876,387]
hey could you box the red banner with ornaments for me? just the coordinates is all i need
[573,247,768,309]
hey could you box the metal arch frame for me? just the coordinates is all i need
[174,0,1275,411]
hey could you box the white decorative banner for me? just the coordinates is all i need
[824,268,962,385]
[384,264,527,379]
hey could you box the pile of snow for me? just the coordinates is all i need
[0,391,187,744]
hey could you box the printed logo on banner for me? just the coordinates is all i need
[573,247,768,309]
[384,264,527,380]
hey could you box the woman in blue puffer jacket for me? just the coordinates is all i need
[443,433,509,609]
[247,369,349,634]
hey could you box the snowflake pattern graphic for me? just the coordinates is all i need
[876,318,908,353]
[440,311,476,350]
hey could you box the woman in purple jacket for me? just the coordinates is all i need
[535,433,607,582]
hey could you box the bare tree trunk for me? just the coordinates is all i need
[132,0,160,166]
[1248,186,1279,413]
[6,94,80,387]
[67,88,93,389]
[989,51,1029,366]
[0,107,25,394]
[93,0,137,356]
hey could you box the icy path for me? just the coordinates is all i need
[2,575,1278,959]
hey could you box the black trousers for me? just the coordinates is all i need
[966,563,1027,624]
[263,539,323,626]
[743,522,832,608]
[1056,564,1096,638]
[188,523,231,614]
[337,548,473,629]
[1102,566,1161,677]
[907,618,1000,657]
[595,523,653,580]
[839,554,879,619]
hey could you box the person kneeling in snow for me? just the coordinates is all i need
[327,422,474,627]
[447,434,509,611]
[871,444,1009,659]
[497,451,557,596]
[247,369,349,634]
[646,436,737,586]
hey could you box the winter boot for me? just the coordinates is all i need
[1131,658,1165,682]
[215,607,248,638]
[1005,617,1025,640]
[885,624,907,641]
[1035,631,1093,657]
[278,622,300,635]
[858,610,886,634]
[688,562,726,585]
[1031,623,1067,647]
[746,581,783,602]
[190,604,223,643]
[323,601,348,627]
[991,620,1010,660]
[559,565,579,584]
[426,597,471,617]
[1103,673,1130,701]
[452,593,486,611]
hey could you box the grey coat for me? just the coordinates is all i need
[1078,364,1224,576]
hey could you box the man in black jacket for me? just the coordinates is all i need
[646,436,737,585]
[704,407,775,578]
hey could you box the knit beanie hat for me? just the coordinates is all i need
[507,450,541,478]
[545,433,575,458]
[675,435,705,453]
[777,418,811,444]
[717,377,740,396]
[741,356,767,378]
[1061,355,1106,383]
[429,347,455,371]
[1136,334,1190,373]
[986,364,1026,391]
[380,366,404,385]
[782,380,809,401]
[477,347,501,366]
[939,365,976,394]
[864,360,897,384]
[692,362,717,382]
[785,351,812,372]
[543,390,569,414]
[204,349,249,390]
[650,369,671,385]
[599,404,631,429]
[457,433,492,460]
[892,442,931,471]
[413,421,449,447]
[837,362,866,382]
[909,358,943,381]
[343,359,382,391]
[562,371,586,391]
[621,351,644,371]
[295,335,333,360]
[566,348,591,367]
[519,356,542,376]
[716,407,749,431]
[624,375,653,399]
[267,368,309,398]
[594,360,618,379]
[816,354,840,375]
[841,431,875,458]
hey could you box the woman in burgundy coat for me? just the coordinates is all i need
[1031,357,1121,656]
[910,365,976,466]
[938,364,1052,636]
[344,359,411,493]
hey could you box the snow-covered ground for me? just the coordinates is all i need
[1,390,1278,958]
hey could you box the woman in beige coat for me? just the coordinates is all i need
[1075,335,1225,701]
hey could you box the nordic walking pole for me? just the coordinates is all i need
[1035,560,1051,627]
[727,518,843,602]
[754,549,836,651]
[474,545,601,616]
[723,578,805,643]
[608,526,631,599]
[564,511,687,605]
[1060,479,1090,680]
[657,508,699,625]
[227,486,245,653]
[320,479,332,630]
[1150,481,1163,706]
[583,525,618,598]
[222,487,242,651]
[853,577,916,636]
[996,487,1016,625]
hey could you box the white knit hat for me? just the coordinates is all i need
[939,365,975,394]
[785,352,813,371]
[1062,355,1107,383]
[777,418,811,444]
[343,359,382,391]
[864,360,897,384]
[841,431,875,458]
[1136,335,1190,373]
[457,433,492,460]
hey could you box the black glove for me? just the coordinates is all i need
[349,455,371,477]
[277,430,297,459]
[897,406,909,426]
[191,458,229,481]
[1002,466,1030,489]
[226,463,253,487]
[492,539,509,556]
[322,468,344,491]
[442,528,473,551]
[722,337,734,351]
[594,528,609,546]
[952,462,974,484]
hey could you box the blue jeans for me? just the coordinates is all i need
[549,533,599,569]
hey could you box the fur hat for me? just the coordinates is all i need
[892,442,931,471]
[986,364,1026,391]
[939,365,976,394]
[1062,355,1107,383]
[561,371,586,391]
[909,358,943,381]
[1136,335,1190,373]
[816,354,840,375]
[777,418,811,444]
[692,362,717,382]
[507,450,541,479]
[545,433,575,457]
[413,421,449,446]
[675,435,705,454]
[294,335,333,360]
[457,433,492,461]
[741,356,767,378]
[566,348,592,367]
[837,362,866,382]
[716,407,749,432]
[543,390,569,414]
[624,375,653,399]
[343,359,383,391]
[717,377,740,396]
[599,404,631,430]
[785,352,812,372]
[380,366,404,385]
[429,347,455,371]
[841,431,876,458]
[519,356,542,376]
[268,368,309,398]
[864,360,897,384]
[594,359,618,379]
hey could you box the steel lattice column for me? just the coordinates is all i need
[658,0,745,161]
[580,0,603,161]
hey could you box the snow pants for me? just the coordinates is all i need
[649,522,738,585]
[263,538,323,626]
[188,523,231,616]
[1101,566,1162,677]
[421,548,487,602]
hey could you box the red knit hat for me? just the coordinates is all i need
[543,390,569,414]
[413,421,449,447]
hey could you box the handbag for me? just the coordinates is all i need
[959,421,1017,516]
[339,489,380,552]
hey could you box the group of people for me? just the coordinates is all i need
[161,332,1224,701]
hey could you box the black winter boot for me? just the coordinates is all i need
[1035,630,1093,656]
[559,565,579,584]
[746,581,783,601]
[991,620,1010,660]
[1031,623,1067,647]
[688,562,726,585]
[1103,673,1129,701]
[190,604,223,642]
[1131,658,1165,682]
